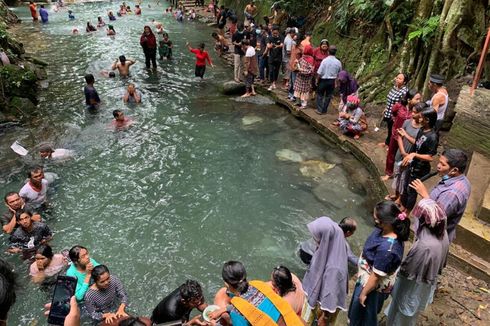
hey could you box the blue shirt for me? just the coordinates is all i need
[39,8,49,22]
[362,229,404,277]
[317,55,342,79]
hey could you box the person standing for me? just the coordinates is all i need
[66,245,101,302]
[315,45,341,115]
[379,73,409,147]
[186,42,213,79]
[2,192,41,234]
[8,210,52,257]
[140,26,157,69]
[348,201,410,326]
[257,26,270,83]
[282,28,296,89]
[29,1,38,21]
[337,70,359,112]
[266,25,283,91]
[293,45,314,109]
[19,166,49,209]
[84,74,101,110]
[409,149,471,243]
[39,4,49,23]
[301,31,313,48]
[386,198,449,325]
[427,74,449,133]
[243,0,258,26]
[232,23,245,82]
[302,216,349,326]
[111,56,136,77]
[242,39,258,97]
[122,83,142,103]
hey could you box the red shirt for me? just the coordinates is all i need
[391,103,412,138]
[29,4,38,19]
[312,47,328,73]
[190,48,212,67]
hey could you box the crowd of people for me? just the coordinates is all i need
[0,1,475,326]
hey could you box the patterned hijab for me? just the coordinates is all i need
[412,198,446,229]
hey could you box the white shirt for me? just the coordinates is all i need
[51,148,74,160]
[245,46,256,57]
[19,179,48,208]
[317,56,342,79]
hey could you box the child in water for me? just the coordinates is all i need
[97,16,106,27]
[107,25,116,36]
[158,33,173,60]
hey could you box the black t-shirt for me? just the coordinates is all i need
[151,288,192,324]
[232,31,245,55]
[244,30,257,48]
[1,205,36,231]
[410,129,438,175]
[267,35,283,63]
[84,85,101,109]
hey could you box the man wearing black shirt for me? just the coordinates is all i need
[2,192,40,234]
[151,280,207,325]
[232,23,245,82]
[266,25,283,91]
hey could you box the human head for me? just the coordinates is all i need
[109,72,116,78]
[339,217,357,237]
[412,198,447,239]
[428,73,444,91]
[373,201,410,241]
[68,245,90,267]
[92,265,111,290]
[39,143,54,158]
[35,245,54,269]
[0,258,17,322]
[305,31,312,38]
[241,39,250,50]
[113,110,124,121]
[411,102,428,123]
[108,25,115,31]
[222,261,248,294]
[4,192,23,211]
[109,11,113,16]
[144,26,151,34]
[400,88,419,106]
[271,25,280,37]
[211,32,218,40]
[40,4,44,8]
[438,149,468,177]
[394,73,409,88]
[320,39,329,51]
[419,108,438,129]
[237,22,244,31]
[346,95,360,109]
[69,10,73,14]
[15,210,33,229]
[127,83,135,93]
[27,166,44,187]
[271,266,295,297]
[98,16,102,21]
[85,73,95,84]
[179,280,204,308]
[337,70,351,84]
[199,43,205,50]
[119,55,126,64]
[328,45,337,56]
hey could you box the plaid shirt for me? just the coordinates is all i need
[430,175,471,243]
[384,85,408,119]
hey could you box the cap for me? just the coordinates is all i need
[429,74,445,84]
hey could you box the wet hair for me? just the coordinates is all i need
[420,108,438,129]
[271,266,296,297]
[339,217,357,235]
[179,280,203,303]
[401,88,418,106]
[242,39,250,47]
[199,43,205,49]
[92,265,109,282]
[4,191,18,203]
[68,245,88,263]
[328,46,337,56]
[36,244,54,259]
[0,258,18,321]
[15,209,31,220]
[413,102,428,113]
[85,74,95,84]
[39,143,54,153]
[374,201,410,241]
[222,261,249,294]
[119,55,126,63]
[113,109,122,118]
[27,166,43,179]
[109,72,116,78]
[442,149,468,173]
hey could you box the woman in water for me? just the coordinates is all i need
[97,16,106,27]
[108,11,116,21]
[186,42,213,79]
[86,21,97,33]
[29,244,68,284]
[268,265,304,316]
[386,198,449,325]
[140,26,157,69]
[107,25,116,36]
[348,201,410,326]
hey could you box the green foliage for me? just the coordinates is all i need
[335,0,389,33]
[408,16,440,42]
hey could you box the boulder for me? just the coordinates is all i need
[8,96,36,116]
[233,94,275,105]
[242,115,263,126]
[221,81,246,95]
[299,160,335,179]
[275,149,303,162]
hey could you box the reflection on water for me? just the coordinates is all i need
[2,3,377,324]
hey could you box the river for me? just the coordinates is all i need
[1,2,377,324]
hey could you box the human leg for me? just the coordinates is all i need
[150,48,157,68]
[288,71,296,99]
[384,118,394,145]
[233,54,240,81]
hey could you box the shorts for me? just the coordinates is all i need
[195,65,206,78]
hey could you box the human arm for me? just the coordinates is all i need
[111,60,118,70]
[84,292,106,321]
[206,52,213,67]
[396,133,409,157]
[409,179,430,199]
[122,91,129,103]
[401,152,434,167]
[431,93,445,112]
[397,127,416,144]
[358,273,380,307]
[44,296,81,326]
[8,231,24,253]
[71,262,94,301]
[133,90,141,103]
[2,213,16,234]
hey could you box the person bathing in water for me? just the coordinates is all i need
[111,110,133,129]
[86,21,97,33]
[107,25,116,36]
[112,55,136,77]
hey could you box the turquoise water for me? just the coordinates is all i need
[1,2,377,324]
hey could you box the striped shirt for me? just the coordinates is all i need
[384,85,407,119]
[84,275,128,322]
[430,175,471,243]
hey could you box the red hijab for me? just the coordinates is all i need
[302,45,314,66]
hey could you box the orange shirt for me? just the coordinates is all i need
[29,4,38,19]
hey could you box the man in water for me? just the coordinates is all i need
[8,210,52,256]
[39,4,49,23]
[112,110,133,129]
[39,144,74,160]
[84,74,101,110]
[122,84,142,103]
[151,280,208,325]
[112,55,136,77]
[2,192,41,234]
[19,166,49,209]
[29,1,38,21]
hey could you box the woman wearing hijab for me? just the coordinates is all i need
[140,26,157,69]
[301,216,349,326]
[386,198,449,325]
[293,45,315,109]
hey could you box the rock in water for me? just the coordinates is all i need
[232,95,275,105]
[275,149,303,162]
[242,115,263,126]
[221,81,246,95]
[299,160,336,179]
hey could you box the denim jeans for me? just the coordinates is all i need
[288,71,297,98]
[348,282,387,326]
[258,54,268,80]
[316,78,336,113]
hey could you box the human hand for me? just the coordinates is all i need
[397,128,406,137]
[44,296,80,326]
[115,307,128,318]
[187,315,207,326]
[208,307,226,320]
[409,179,430,198]
[103,312,117,324]
[401,153,415,167]
[359,293,367,307]
[86,262,94,273]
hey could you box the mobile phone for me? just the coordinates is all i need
[47,275,77,325]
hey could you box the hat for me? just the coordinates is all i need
[429,74,445,84]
